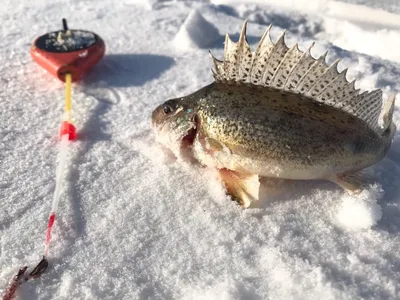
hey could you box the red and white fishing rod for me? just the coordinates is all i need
[44,72,76,257]
[1,19,104,300]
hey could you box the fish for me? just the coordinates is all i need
[152,20,397,208]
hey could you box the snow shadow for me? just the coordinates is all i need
[212,4,323,38]
[64,98,114,249]
[85,54,175,87]
[77,100,113,146]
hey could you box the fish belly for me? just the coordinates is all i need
[192,137,337,179]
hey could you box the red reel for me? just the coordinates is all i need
[31,19,105,82]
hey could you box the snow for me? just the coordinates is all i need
[174,10,220,50]
[1,0,400,299]
[336,188,383,231]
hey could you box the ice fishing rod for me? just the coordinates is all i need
[1,19,105,300]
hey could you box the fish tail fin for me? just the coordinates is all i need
[329,170,374,194]
[379,93,396,138]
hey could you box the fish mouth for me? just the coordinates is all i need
[181,115,198,149]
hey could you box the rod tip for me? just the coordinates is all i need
[62,19,68,31]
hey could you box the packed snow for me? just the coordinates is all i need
[174,10,220,50]
[1,0,400,299]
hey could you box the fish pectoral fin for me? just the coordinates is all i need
[206,138,225,152]
[218,168,260,208]
[204,137,232,156]
[329,171,373,195]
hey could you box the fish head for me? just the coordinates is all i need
[152,98,198,158]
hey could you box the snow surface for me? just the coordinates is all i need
[1,0,400,299]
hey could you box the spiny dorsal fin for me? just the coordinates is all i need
[210,21,396,134]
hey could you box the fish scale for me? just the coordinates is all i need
[197,84,377,166]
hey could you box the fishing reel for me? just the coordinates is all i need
[31,19,105,82]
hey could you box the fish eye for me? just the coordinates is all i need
[163,105,173,115]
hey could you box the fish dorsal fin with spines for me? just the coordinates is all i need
[210,20,396,134]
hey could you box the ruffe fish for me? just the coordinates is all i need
[152,21,397,207]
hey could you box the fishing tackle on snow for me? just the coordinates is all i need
[2,19,105,300]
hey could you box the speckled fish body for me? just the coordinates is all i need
[151,21,396,206]
[185,82,391,180]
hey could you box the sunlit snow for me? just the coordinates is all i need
[1,0,399,299]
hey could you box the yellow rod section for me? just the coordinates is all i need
[65,73,72,121]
